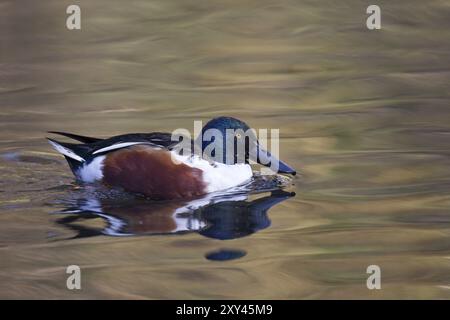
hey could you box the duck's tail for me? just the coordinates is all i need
[47,131,103,174]
[47,138,86,174]
[47,131,102,144]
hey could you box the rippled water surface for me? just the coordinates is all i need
[1,0,450,299]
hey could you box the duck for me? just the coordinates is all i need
[47,116,296,200]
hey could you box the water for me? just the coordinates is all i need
[1,0,450,299]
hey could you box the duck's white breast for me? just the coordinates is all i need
[170,152,253,193]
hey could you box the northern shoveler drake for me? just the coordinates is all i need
[47,116,296,200]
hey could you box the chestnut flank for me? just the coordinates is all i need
[103,146,206,200]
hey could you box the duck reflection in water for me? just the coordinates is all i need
[55,189,295,241]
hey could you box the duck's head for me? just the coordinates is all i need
[198,116,296,175]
